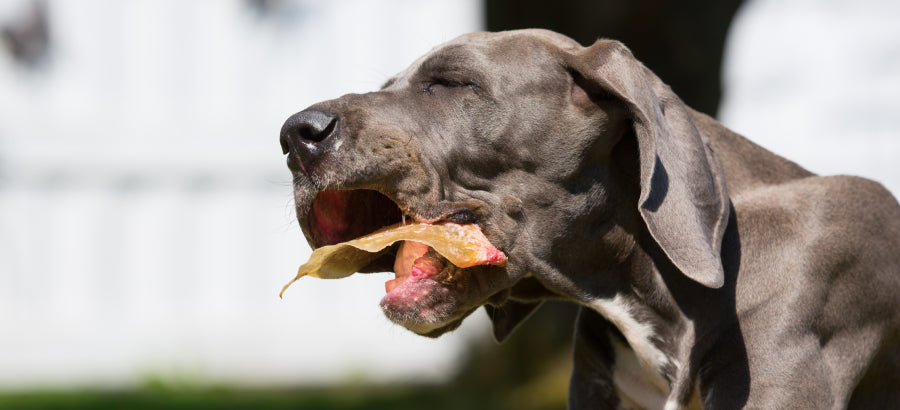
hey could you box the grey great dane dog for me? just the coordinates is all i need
[279,29,900,409]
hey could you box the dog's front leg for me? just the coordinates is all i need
[569,307,629,410]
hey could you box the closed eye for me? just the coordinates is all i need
[423,78,479,95]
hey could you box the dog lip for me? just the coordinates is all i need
[432,207,478,225]
[410,203,482,227]
[379,276,456,333]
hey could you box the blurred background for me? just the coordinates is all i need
[0,0,897,408]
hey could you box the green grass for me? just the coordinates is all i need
[0,302,578,410]
[0,385,508,410]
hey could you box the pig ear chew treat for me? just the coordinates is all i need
[280,222,507,297]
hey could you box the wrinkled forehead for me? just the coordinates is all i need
[384,29,582,87]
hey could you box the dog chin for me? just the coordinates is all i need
[391,316,465,338]
[379,277,463,335]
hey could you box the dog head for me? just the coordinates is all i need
[280,29,729,339]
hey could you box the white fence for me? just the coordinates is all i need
[0,0,486,389]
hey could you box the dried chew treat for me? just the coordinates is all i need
[280,222,506,297]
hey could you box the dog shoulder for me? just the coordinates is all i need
[734,174,900,254]
[809,175,900,284]
[792,175,900,246]
[733,174,900,324]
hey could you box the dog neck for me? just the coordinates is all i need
[570,225,723,409]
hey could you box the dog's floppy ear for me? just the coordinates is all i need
[484,301,542,343]
[563,39,730,288]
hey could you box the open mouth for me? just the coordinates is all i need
[300,188,503,293]
[287,187,507,333]
[308,189,414,292]
[306,189,405,274]
[308,189,405,248]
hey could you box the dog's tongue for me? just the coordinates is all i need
[385,241,445,293]
[280,223,506,297]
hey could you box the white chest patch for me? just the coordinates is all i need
[590,296,675,409]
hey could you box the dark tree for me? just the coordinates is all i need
[485,0,744,116]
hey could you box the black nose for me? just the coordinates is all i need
[280,109,339,155]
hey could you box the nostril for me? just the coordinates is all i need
[298,115,337,143]
[281,110,340,150]
[280,136,290,155]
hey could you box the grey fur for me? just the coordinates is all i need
[280,30,900,409]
